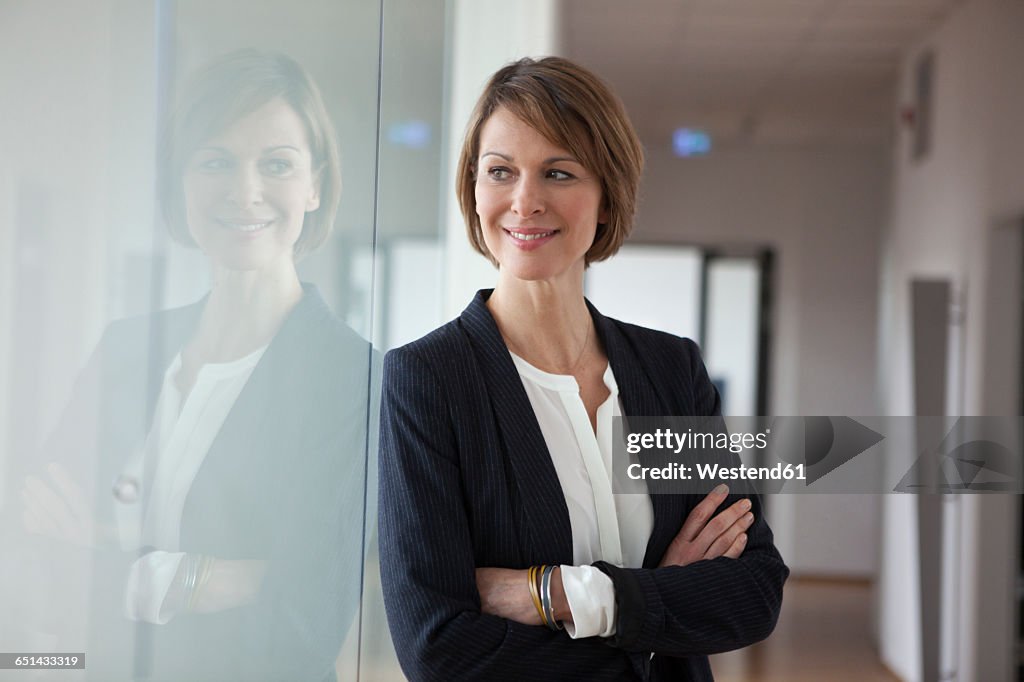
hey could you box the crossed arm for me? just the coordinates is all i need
[475,485,755,627]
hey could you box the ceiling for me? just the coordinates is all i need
[562,0,962,145]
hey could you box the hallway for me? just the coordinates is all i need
[713,578,901,682]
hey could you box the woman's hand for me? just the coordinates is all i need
[21,462,103,548]
[659,484,753,567]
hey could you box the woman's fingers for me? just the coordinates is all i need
[660,488,757,567]
[22,492,58,537]
[691,497,752,557]
[722,533,748,560]
[676,484,730,543]
[704,511,754,559]
[24,476,71,530]
[660,489,754,567]
[23,475,81,542]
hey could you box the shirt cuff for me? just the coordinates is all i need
[124,550,185,624]
[559,564,617,639]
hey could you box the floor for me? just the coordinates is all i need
[710,577,902,682]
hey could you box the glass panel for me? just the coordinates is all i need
[2,1,383,680]
[360,1,448,679]
[1,5,159,678]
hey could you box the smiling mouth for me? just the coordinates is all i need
[505,229,559,241]
[218,219,274,233]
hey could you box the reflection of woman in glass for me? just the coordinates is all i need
[379,57,788,681]
[19,50,369,681]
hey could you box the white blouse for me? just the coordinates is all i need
[510,352,654,639]
[116,346,265,623]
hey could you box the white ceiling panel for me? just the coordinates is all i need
[563,0,962,143]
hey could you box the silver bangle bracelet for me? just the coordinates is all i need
[540,565,563,631]
[184,554,199,609]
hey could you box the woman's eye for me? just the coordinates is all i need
[547,169,575,180]
[197,158,230,172]
[486,167,512,181]
[262,158,295,176]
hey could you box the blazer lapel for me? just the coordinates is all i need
[459,291,574,565]
[590,302,685,569]
[128,300,203,506]
[184,287,328,516]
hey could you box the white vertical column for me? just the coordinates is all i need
[0,167,13,498]
[442,0,561,319]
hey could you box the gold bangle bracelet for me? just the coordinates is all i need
[528,565,546,625]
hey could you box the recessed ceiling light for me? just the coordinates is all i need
[673,128,712,157]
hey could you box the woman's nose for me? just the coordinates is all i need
[510,176,544,217]
[226,166,264,207]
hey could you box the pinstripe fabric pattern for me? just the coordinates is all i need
[379,290,788,682]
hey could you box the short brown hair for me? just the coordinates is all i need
[157,49,342,259]
[456,56,644,267]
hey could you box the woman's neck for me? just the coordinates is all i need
[487,270,598,375]
[189,257,303,363]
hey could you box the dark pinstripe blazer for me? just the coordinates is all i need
[379,289,788,682]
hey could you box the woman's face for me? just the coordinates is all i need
[474,107,606,284]
[183,98,320,272]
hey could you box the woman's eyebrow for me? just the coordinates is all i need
[480,151,580,165]
[264,145,301,153]
[193,145,302,154]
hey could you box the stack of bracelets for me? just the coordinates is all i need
[527,565,563,631]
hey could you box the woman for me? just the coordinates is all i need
[16,50,370,681]
[379,57,788,681]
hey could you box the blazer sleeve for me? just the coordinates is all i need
[592,338,789,657]
[378,346,637,682]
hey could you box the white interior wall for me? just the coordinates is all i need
[0,167,12,501]
[983,4,1024,224]
[442,0,560,318]
[880,2,1024,680]
[636,143,888,578]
